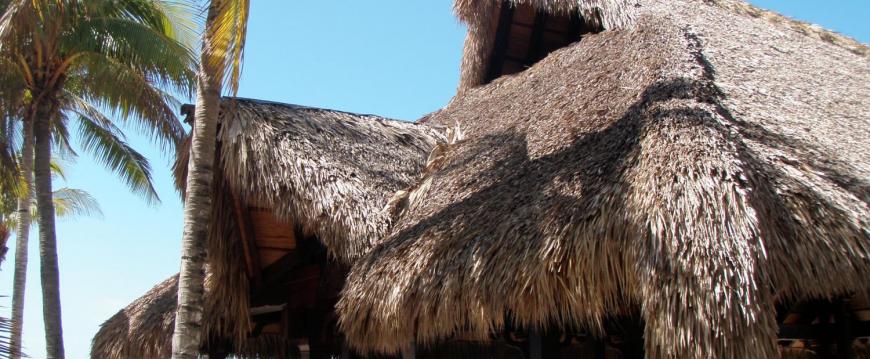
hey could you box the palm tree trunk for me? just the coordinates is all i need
[9,117,33,359]
[33,98,65,359]
[170,4,223,358]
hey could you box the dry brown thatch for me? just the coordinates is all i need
[92,276,177,359]
[93,99,443,358]
[214,98,443,261]
[191,98,442,343]
[454,0,868,92]
[91,275,301,359]
[339,0,870,357]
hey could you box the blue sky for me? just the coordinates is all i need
[2,1,867,358]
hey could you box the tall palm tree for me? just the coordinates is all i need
[171,1,247,358]
[5,157,101,359]
[3,165,102,359]
[0,1,196,357]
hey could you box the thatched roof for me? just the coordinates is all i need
[210,98,443,261]
[339,0,870,357]
[454,0,868,92]
[92,276,177,358]
[91,275,301,359]
[93,99,443,358]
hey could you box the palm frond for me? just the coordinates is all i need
[0,114,18,195]
[64,16,197,96]
[74,106,160,204]
[0,0,33,47]
[45,187,102,219]
[50,111,77,159]
[66,54,185,151]
[0,308,12,359]
[205,0,250,95]
[48,158,66,181]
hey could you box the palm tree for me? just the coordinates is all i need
[0,1,196,357]
[4,158,101,359]
[171,1,248,358]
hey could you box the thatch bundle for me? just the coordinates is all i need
[338,0,869,357]
[92,99,443,358]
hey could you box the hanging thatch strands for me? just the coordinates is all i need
[214,98,444,262]
[338,0,870,357]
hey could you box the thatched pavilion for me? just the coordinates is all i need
[93,0,869,358]
[339,0,869,358]
[91,98,444,358]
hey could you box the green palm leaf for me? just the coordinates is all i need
[74,107,159,204]
[40,187,102,219]
[205,0,250,95]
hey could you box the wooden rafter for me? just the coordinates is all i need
[485,2,516,83]
[525,11,548,65]
[231,192,262,287]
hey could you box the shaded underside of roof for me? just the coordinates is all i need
[339,0,869,357]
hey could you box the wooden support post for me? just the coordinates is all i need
[528,328,542,359]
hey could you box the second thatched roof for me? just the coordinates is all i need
[213,99,443,261]
[174,98,445,262]
[91,275,302,359]
[94,99,444,358]
[339,0,870,357]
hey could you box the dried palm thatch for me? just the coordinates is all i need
[454,0,868,92]
[212,98,443,261]
[339,0,870,357]
[92,276,177,359]
[91,275,300,359]
[93,99,442,358]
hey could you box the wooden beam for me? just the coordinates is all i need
[484,2,516,83]
[231,192,261,286]
[525,11,548,65]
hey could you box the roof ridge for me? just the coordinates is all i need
[708,0,869,57]
[220,96,415,124]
